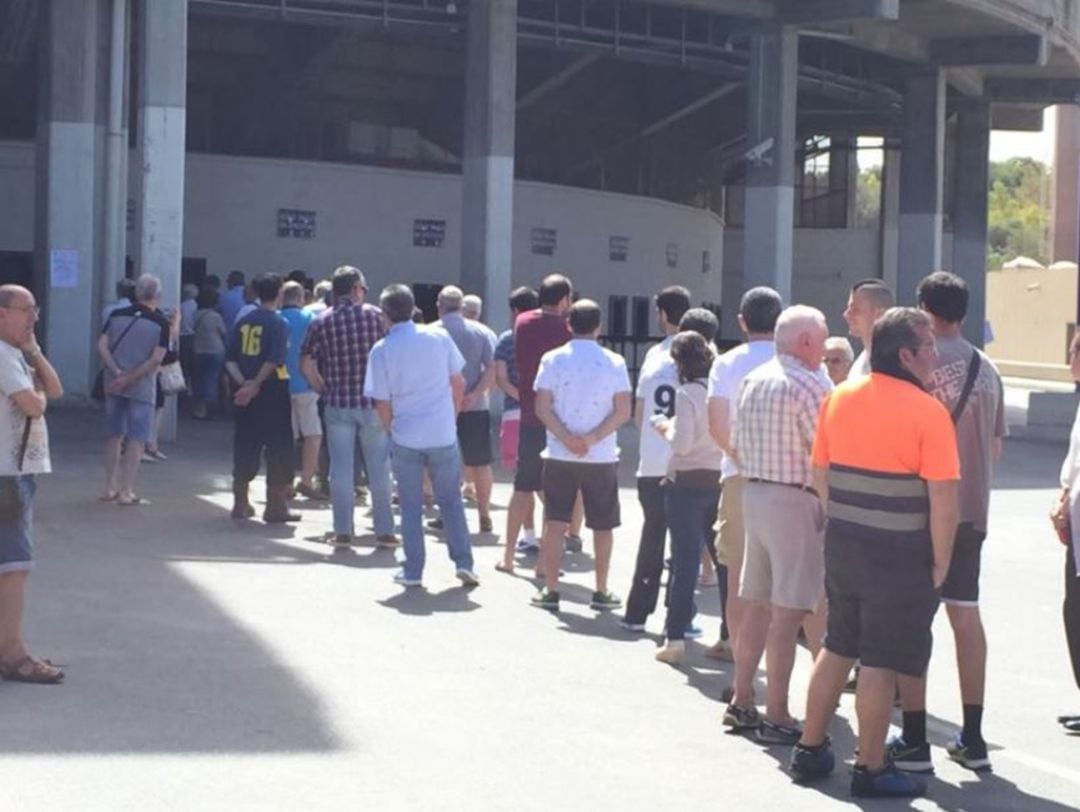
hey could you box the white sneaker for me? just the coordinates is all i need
[393,570,422,587]
[515,536,540,552]
[456,568,480,587]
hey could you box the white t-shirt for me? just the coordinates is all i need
[0,342,50,476]
[534,339,631,464]
[849,349,871,379]
[707,339,775,479]
[635,336,679,477]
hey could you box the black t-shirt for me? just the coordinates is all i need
[227,307,289,383]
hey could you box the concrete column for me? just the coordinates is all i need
[743,25,798,303]
[897,70,946,304]
[952,103,990,348]
[34,0,109,397]
[879,146,901,292]
[138,0,187,440]
[1052,105,1080,265]
[102,0,131,304]
[460,0,517,333]
[138,0,186,309]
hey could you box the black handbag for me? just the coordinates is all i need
[0,417,32,522]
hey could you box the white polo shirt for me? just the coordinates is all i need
[707,339,775,480]
[635,336,678,478]
[0,342,50,475]
[534,338,631,464]
[364,321,465,450]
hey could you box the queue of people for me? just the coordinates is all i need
[5,257,1077,802]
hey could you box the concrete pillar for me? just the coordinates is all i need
[137,0,186,309]
[34,0,109,397]
[102,0,131,303]
[879,146,901,292]
[897,70,946,304]
[743,25,798,303]
[460,0,517,333]
[137,0,187,439]
[952,104,990,348]
[1052,105,1080,265]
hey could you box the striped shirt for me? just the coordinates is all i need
[301,298,386,409]
[733,354,833,487]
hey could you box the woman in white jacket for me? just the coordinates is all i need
[1051,333,1080,734]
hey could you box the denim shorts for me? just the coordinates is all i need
[0,476,35,574]
[105,395,154,442]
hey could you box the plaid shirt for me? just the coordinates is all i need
[301,299,386,409]
[733,354,832,486]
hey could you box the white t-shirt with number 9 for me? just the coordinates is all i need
[636,336,679,478]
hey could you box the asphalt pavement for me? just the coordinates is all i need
[1,407,1078,811]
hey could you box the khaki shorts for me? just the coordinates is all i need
[739,481,825,612]
[290,391,322,439]
[715,475,745,568]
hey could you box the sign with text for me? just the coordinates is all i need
[413,219,446,248]
[609,235,629,262]
[277,209,317,239]
[531,227,557,256]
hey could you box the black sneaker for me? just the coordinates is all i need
[722,703,760,731]
[946,734,991,772]
[564,534,583,552]
[426,517,444,532]
[851,764,926,798]
[885,734,934,773]
[790,740,835,784]
[756,719,803,745]
[530,587,560,611]
[590,590,622,611]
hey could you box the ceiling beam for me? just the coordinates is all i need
[517,54,603,112]
[930,34,1048,67]
[985,77,1080,104]
[567,82,742,179]
[779,0,899,25]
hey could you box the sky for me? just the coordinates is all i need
[857,107,1057,169]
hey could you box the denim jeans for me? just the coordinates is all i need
[390,441,473,580]
[664,481,721,640]
[325,406,393,537]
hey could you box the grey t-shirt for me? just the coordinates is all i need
[435,313,496,412]
[102,305,171,404]
[926,334,1006,531]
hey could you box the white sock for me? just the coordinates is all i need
[522,529,537,543]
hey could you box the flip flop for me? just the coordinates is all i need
[495,562,514,574]
[0,655,64,684]
[98,492,119,503]
[117,496,151,506]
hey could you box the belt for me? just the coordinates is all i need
[746,477,819,499]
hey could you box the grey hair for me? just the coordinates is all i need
[824,336,854,362]
[438,285,464,313]
[282,280,305,306]
[774,305,827,353]
[135,274,162,303]
[462,294,482,317]
[182,283,199,300]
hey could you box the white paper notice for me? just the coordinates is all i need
[50,249,78,289]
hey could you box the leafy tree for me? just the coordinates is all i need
[986,157,1049,270]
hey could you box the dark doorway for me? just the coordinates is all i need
[0,251,34,291]
[412,283,440,323]
[182,257,208,290]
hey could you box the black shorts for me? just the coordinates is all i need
[823,526,939,678]
[940,523,986,604]
[542,459,620,531]
[514,424,547,492]
[457,411,493,467]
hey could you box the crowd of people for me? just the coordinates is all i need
[0,259,1078,800]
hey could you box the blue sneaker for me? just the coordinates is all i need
[851,764,926,798]
[393,570,422,587]
[789,740,834,783]
[684,624,704,639]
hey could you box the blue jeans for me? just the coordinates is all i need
[324,406,393,537]
[664,481,721,640]
[390,441,473,580]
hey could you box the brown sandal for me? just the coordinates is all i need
[0,655,64,684]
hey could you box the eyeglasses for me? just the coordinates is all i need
[1,304,40,316]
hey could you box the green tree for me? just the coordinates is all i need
[986,157,1049,270]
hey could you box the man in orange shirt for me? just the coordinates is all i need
[789,308,960,799]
